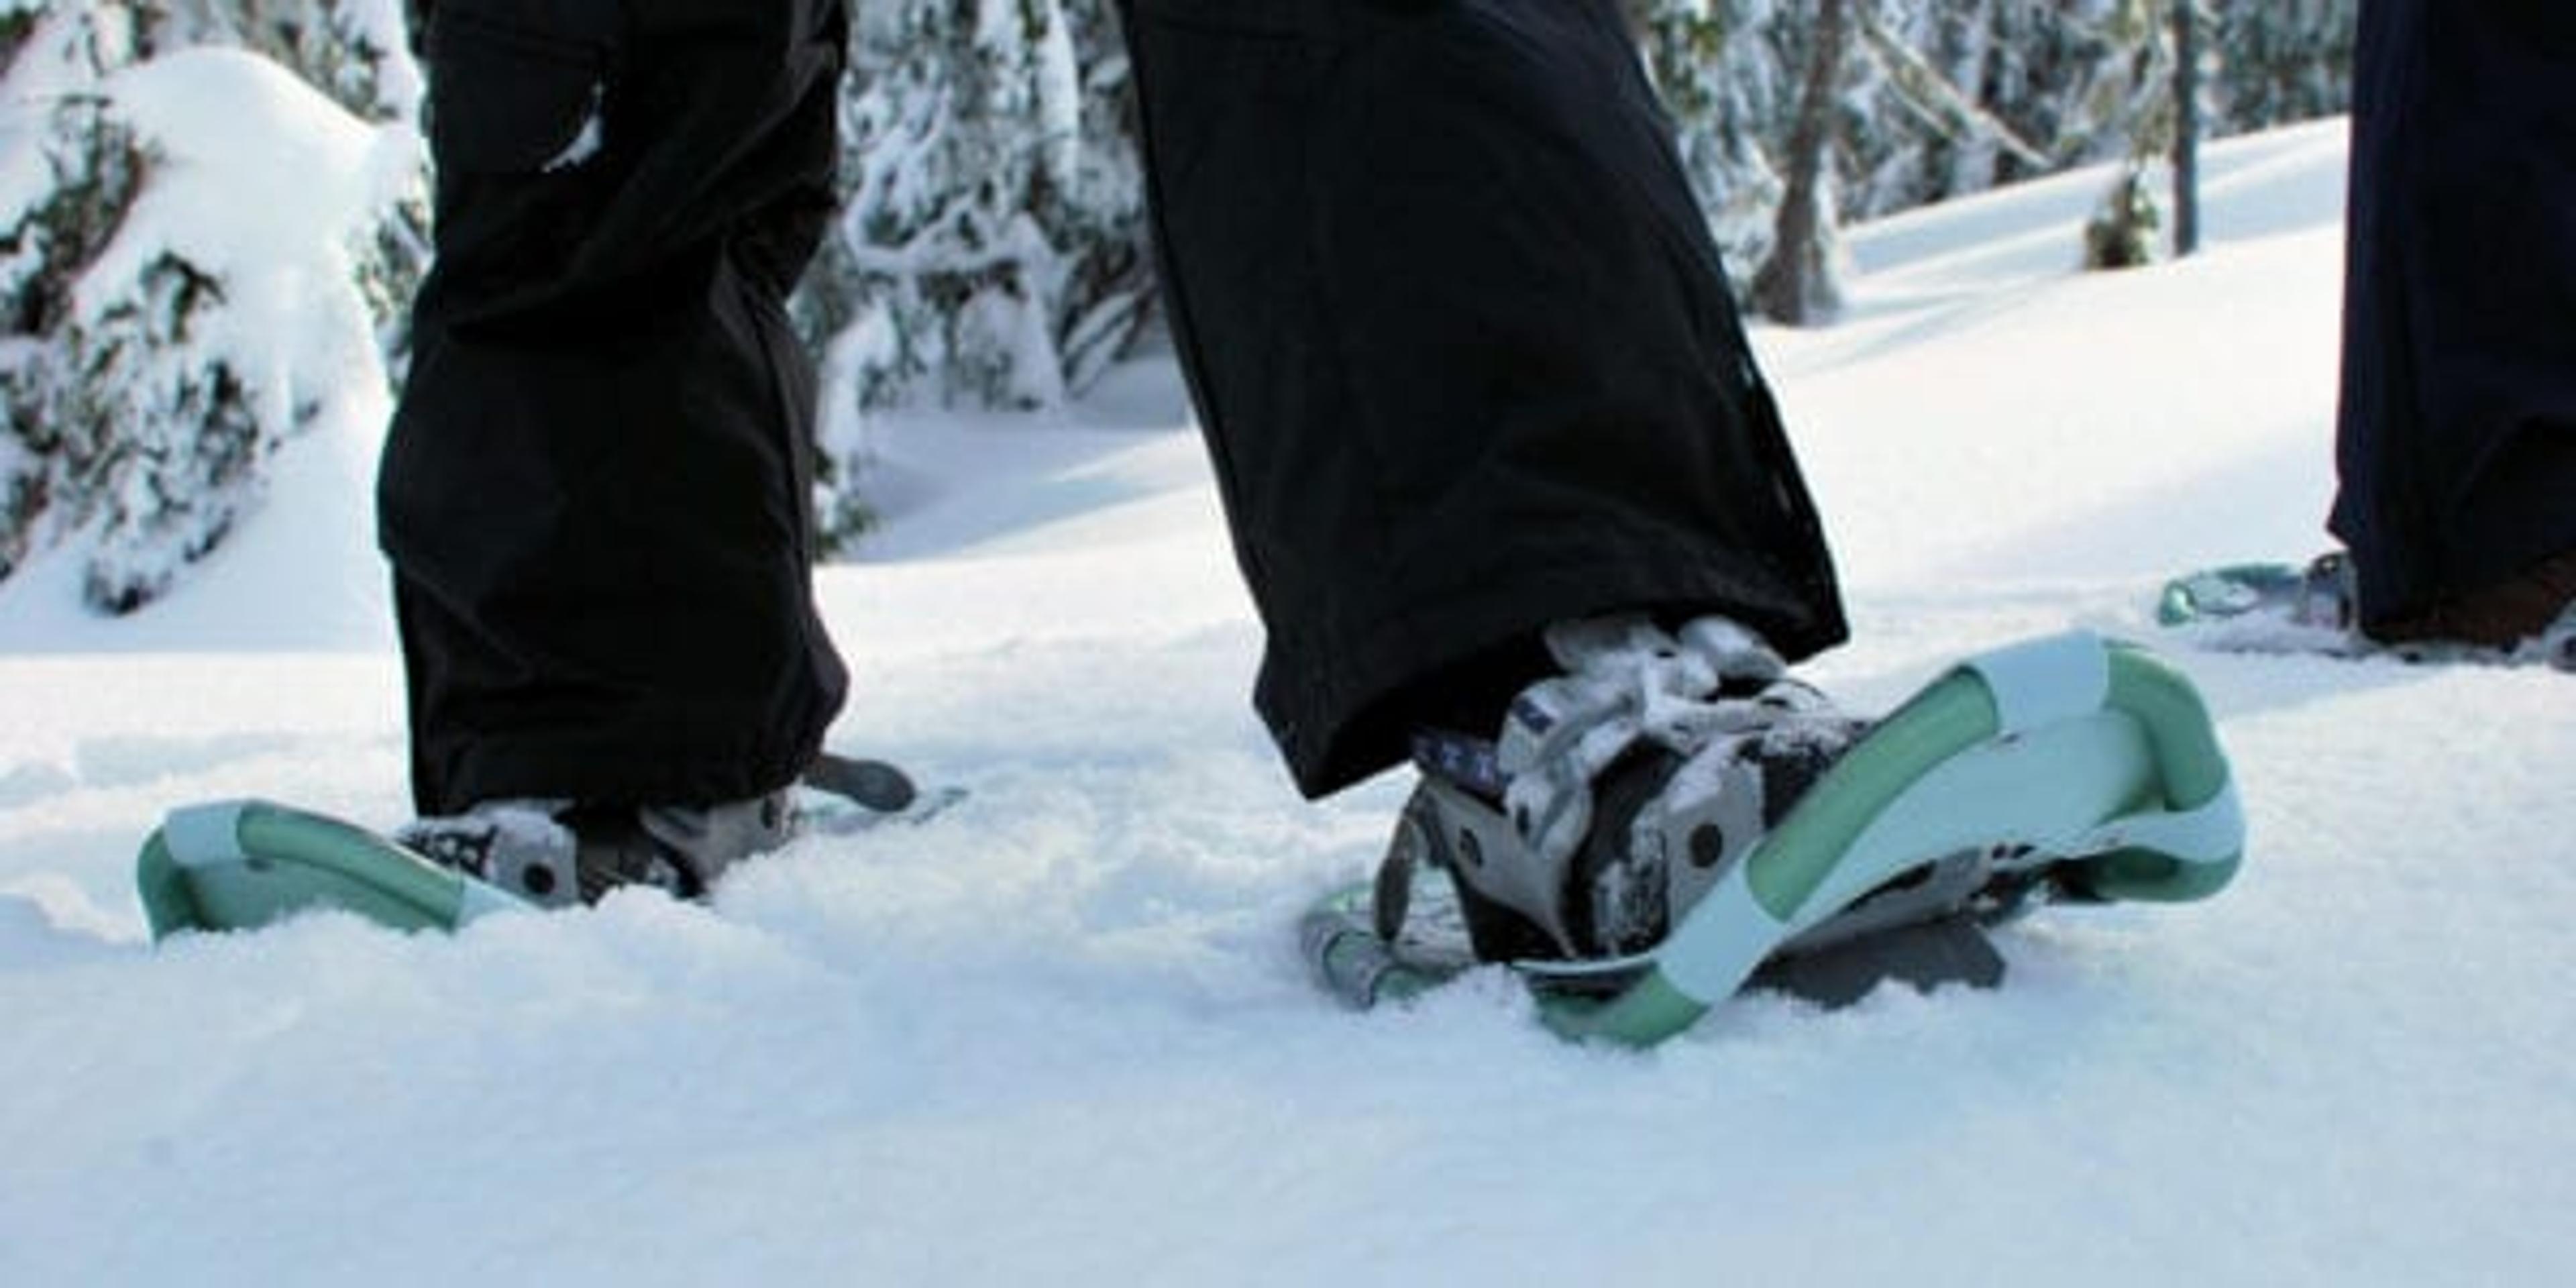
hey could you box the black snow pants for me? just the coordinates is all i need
[1120,0,1849,796]
[380,0,849,816]
[2332,0,2576,627]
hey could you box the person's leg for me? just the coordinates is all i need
[2330,0,2576,643]
[380,0,849,885]
[1124,0,1862,962]
[1121,0,1847,799]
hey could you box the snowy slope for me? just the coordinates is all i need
[3,120,2573,1286]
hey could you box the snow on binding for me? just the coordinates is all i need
[1303,631,2245,1046]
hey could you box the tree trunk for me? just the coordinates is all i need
[2172,0,2201,257]
[1751,0,1849,325]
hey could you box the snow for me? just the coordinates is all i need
[3,121,2572,1285]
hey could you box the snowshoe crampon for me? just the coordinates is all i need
[1303,631,2245,1046]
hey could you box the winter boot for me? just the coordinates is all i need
[2365,546,2576,665]
[396,792,794,909]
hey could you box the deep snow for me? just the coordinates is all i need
[1,119,2571,1286]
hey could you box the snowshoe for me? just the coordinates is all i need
[135,753,951,939]
[2160,554,2576,671]
[1302,631,2244,1045]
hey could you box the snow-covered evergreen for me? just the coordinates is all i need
[2216,0,2354,130]
[803,0,1149,549]
[0,1,423,612]
[149,0,421,121]
[1633,0,1788,285]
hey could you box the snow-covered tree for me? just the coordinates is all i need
[150,0,421,120]
[2214,0,2353,130]
[1751,0,1854,323]
[2070,0,2180,270]
[1631,0,1788,285]
[1,4,142,585]
[2174,0,2202,256]
[1839,0,2060,214]
[0,1,424,611]
[802,0,1149,549]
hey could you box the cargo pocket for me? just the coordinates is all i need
[425,0,623,174]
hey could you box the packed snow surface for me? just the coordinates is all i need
[3,119,2571,1285]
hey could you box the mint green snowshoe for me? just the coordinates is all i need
[1304,631,2245,1046]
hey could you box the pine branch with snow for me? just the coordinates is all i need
[0,1,423,614]
[797,0,1150,552]
[1633,0,1788,288]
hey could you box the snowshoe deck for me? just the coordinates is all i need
[1303,632,2244,1045]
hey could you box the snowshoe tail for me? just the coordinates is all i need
[797,752,967,833]
[138,801,531,940]
[802,753,922,814]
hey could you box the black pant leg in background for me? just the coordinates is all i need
[2332,0,2576,625]
[1120,0,1849,797]
[380,0,849,816]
